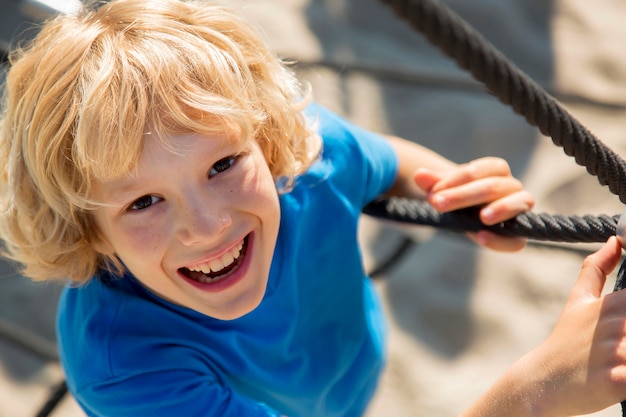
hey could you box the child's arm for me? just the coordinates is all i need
[384,134,535,251]
[460,237,626,416]
[382,135,626,414]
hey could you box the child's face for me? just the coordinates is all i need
[91,130,281,320]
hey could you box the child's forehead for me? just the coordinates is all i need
[141,127,245,159]
[93,128,251,197]
[82,103,258,186]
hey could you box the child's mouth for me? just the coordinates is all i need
[179,235,249,284]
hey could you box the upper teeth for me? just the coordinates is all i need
[188,241,244,274]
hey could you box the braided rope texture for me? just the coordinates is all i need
[364,198,618,243]
[372,2,626,413]
[380,0,626,203]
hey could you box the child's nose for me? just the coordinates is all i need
[176,196,232,246]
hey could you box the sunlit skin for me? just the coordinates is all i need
[91,131,281,320]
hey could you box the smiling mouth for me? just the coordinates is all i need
[179,235,249,284]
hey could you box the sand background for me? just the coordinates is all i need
[1,0,626,416]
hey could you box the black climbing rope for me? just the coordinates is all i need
[377,0,626,203]
[35,380,68,417]
[369,0,626,415]
[364,197,619,243]
[0,40,9,67]
[3,1,626,416]
[616,259,626,416]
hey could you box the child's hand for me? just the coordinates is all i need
[414,157,534,252]
[460,237,626,417]
[518,237,626,416]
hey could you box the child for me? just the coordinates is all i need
[1,0,626,416]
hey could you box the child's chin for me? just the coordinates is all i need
[196,285,267,321]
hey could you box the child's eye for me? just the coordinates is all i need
[128,195,162,211]
[209,155,238,178]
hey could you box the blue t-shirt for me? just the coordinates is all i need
[57,104,399,417]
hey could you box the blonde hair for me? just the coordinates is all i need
[0,0,318,283]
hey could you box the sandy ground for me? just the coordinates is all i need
[2,0,626,416]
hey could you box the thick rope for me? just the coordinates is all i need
[373,1,626,414]
[0,40,8,66]
[379,0,626,203]
[364,198,619,243]
[2,1,625,415]
[35,380,68,417]
[615,259,626,417]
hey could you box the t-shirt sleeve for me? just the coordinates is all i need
[308,103,399,206]
[351,124,399,204]
[75,370,282,417]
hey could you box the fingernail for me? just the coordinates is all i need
[432,194,447,209]
[482,207,495,223]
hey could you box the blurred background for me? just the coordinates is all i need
[1,0,626,416]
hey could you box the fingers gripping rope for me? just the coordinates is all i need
[369,0,626,415]
[364,198,619,243]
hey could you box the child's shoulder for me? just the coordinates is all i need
[306,103,393,156]
[305,102,358,142]
[304,103,395,177]
[57,275,215,389]
[57,277,125,387]
[295,103,398,205]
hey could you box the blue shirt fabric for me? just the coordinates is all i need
[57,104,399,417]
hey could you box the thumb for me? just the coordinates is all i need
[569,236,623,302]
[413,168,442,195]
